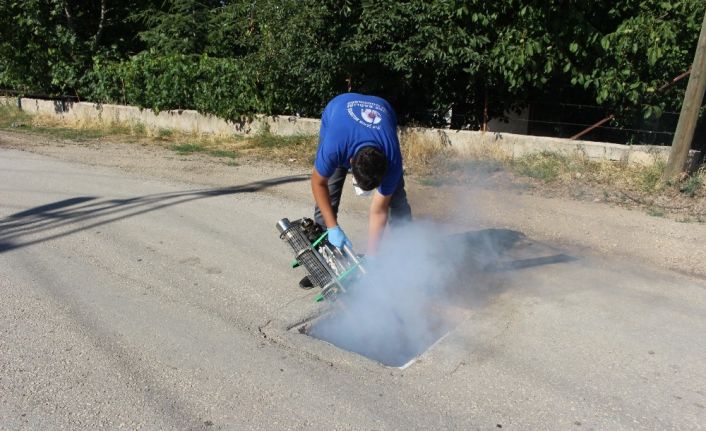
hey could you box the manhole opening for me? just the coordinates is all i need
[296,302,467,368]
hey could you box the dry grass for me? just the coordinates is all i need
[156,130,316,165]
[397,126,684,197]
[0,105,319,165]
[400,130,512,179]
[0,102,31,127]
[0,107,143,141]
[399,130,455,176]
[509,151,705,218]
[679,167,705,197]
[242,133,318,164]
[513,151,637,186]
[509,151,677,195]
[398,126,704,218]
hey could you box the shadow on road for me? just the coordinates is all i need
[449,228,576,272]
[0,174,309,253]
[440,228,577,306]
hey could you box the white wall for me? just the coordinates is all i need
[2,96,695,166]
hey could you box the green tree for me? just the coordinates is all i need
[4,0,704,132]
[0,0,158,96]
[135,0,223,55]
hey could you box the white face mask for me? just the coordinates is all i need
[351,175,373,197]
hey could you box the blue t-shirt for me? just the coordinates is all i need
[314,93,403,196]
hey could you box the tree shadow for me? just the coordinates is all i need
[53,99,73,113]
[0,174,309,253]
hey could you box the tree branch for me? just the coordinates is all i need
[62,0,75,31]
[94,0,108,46]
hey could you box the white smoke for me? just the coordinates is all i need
[309,221,509,367]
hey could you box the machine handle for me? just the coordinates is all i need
[342,244,367,275]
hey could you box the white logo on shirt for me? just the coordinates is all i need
[361,108,382,125]
[347,100,386,129]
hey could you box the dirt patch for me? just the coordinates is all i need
[2,129,706,279]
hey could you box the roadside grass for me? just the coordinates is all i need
[0,103,31,128]
[31,126,124,141]
[171,143,238,158]
[0,105,324,167]
[647,207,665,217]
[510,150,705,199]
[638,159,666,193]
[401,129,704,219]
[242,132,318,164]
[173,143,207,155]
[400,130,453,178]
[153,130,315,164]
[0,104,247,162]
[509,151,631,185]
[0,103,141,141]
[401,130,509,187]
[157,128,173,138]
[248,132,311,149]
[208,149,238,159]
[170,141,245,162]
[513,152,569,181]
[679,168,705,197]
[0,105,318,165]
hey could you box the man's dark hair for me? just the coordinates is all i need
[351,146,387,191]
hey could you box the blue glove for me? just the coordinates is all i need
[327,226,352,249]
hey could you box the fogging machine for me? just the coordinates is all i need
[276,217,366,302]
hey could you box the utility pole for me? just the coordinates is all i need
[663,11,706,181]
[662,14,706,181]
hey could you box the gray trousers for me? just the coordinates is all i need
[314,167,412,228]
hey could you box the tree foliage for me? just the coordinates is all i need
[0,0,157,94]
[1,0,704,127]
[83,53,260,120]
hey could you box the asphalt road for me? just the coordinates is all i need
[1,148,705,430]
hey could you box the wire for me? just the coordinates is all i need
[502,118,675,136]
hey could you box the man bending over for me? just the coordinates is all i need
[301,93,412,288]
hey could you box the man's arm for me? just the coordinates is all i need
[367,191,392,254]
[311,168,337,228]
